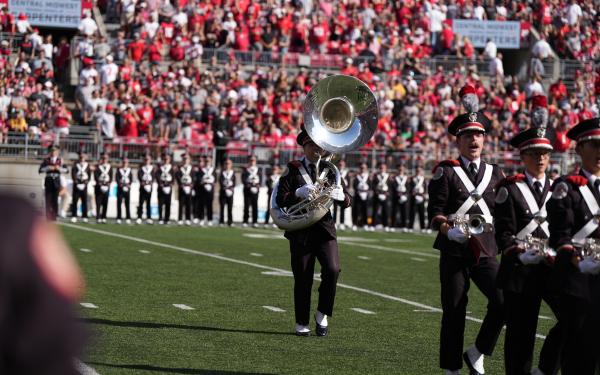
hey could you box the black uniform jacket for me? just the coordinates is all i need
[495,173,553,294]
[276,159,351,244]
[427,158,504,258]
[547,171,599,299]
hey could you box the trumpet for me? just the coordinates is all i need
[575,238,600,261]
[447,214,493,237]
[514,235,556,258]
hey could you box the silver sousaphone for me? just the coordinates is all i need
[270,75,378,231]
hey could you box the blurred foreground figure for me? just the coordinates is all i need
[0,193,86,374]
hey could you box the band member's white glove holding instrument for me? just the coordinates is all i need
[330,186,345,202]
[578,256,600,275]
[447,227,469,244]
[518,249,545,265]
[295,184,317,200]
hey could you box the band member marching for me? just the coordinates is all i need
[137,154,155,225]
[70,151,90,223]
[275,129,351,336]
[409,166,427,232]
[352,162,371,230]
[372,162,392,231]
[195,157,216,226]
[156,153,174,225]
[116,157,133,224]
[427,110,505,375]
[242,155,261,227]
[94,153,112,224]
[332,159,350,230]
[495,108,563,375]
[177,154,195,226]
[219,158,236,226]
[547,117,600,374]
[392,163,410,230]
[265,164,281,227]
[39,145,68,221]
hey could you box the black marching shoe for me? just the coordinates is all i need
[462,350,484,375]
[295,323,310,337]
[315,323,328,337]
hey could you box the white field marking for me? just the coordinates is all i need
[358,256,371,260]
[242,233,284,240]
[80,248,92,253]
[539,315,553,320]
[173,304,195,310]
[250,252,264,257]
[75,359,101,375]
[337,236,378,242]
[383,239,413,243]
[261,270,293,277]
[343,241,440,259]
[80,302,98,309]
[139,250,151,254]
[413,309,440,313]
[263,305,286,312]
[411,257,426,262]
[351,308,376,315]
[60,223,546,341]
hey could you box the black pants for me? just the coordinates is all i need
[219,192,233,225]
[116,188,130,219]
[178,188,192,221]
[352,197,368,227]
[577,277,600,375]
[392,200,409,228]
[439,255,504,371]
[137,187,152,219]
[410,200,426,230]
[44,178,60,221]
[71,185,88,218]
[265,189,273,224]
[332,201,346,225]
[504,289,563,375]
[290,239,340,326]
[556,294,593,375]
[95,188,109,220]
[372,196,390,226]
[196,189,214,221]
[158,188,172,223]
[243,189,258,224]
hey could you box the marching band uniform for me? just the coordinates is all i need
[332,162,350,229]
[71,153,90,222]
[94,155,112,223]
[275,130,351,336]
[495,125,563,375]
[242,158,261,226]
[392,165,410,230]
[137,158,155,224]
[547,118,600,375]
[427,111,505,374]
[352,164,371,229]
[219,160,236,226]
[177,158,195,225]
[116,160,133,223]
[409,168,427,231]
[195,161,216,225]
[265,166,281,226]
[156,156,174,224]
[372,164,392,229]
[39,146,67,221]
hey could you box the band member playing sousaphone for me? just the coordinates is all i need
[71,150,90,223]
[495,97,563,375]
[547,117,600,374]
[156,153,174,225]
[94,153,112,224]
[332,159,350,230]
[177,153,195,226]
[427,108,505,375]
[116,156,133,224]
[242,155,261,227]
[137,154,155,225]
[392,163,410,231]
[352,162,371,230]
[219,158,236,226]
[372,162,392,231]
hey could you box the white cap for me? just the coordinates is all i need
[106,55,113,62]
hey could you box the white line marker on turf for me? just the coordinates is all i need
[343,241,440,259]
[351,308,376,315]
[410,257,426,262]
[61,224,547,341]
[413,309,439,313]
[250,252,263,257]
[173,304,195,310]
[75,359,101,375]
[80,248,92,253]
[358,256,371,260]
[262,270,293,277]
[80,303,98,309]
[539,315,553,320]
[139,250,151,254]
[263,306,286,312]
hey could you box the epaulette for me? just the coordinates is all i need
[496,173,526,188]
[432,159,460,173]
[288,160,302,168]
[566,175,588,186]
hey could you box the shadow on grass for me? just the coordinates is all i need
[83,318,293,336]
[88,362,275,374]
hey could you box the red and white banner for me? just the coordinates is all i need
[4,0,93,28]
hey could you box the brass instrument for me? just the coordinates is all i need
[514,235,556,258]
[575,238,600,261]
[447,213,493,237]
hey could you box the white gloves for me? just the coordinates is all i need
[578,257,600,275]
[519,250,545,265]
[330,186,345,201]
[447,227,468,244]
[295,184,317,200]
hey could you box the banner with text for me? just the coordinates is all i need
[452,20,521,49]
[8,0,82,28]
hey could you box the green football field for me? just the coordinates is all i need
[61,223,556,375]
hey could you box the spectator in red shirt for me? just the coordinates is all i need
[122,107,139,138]
[127,34,146,64]
[170,37,185,62]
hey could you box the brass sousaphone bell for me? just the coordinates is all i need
[270,75,378,231]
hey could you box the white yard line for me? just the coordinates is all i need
[172,304,195,310]
[80,248,92,253]
[139,250,151,254]
[80,302,98,309]
[351,308,376,315]
[357,256,371,260]
[61,223,546,340]
[250,253,264,257]
[410,257,427,262]
[263,306,286,312]
[75,359,101,375]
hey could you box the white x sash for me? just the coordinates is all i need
[515,181,550,239]
[573,185,600,244]
[453,164,492,220]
